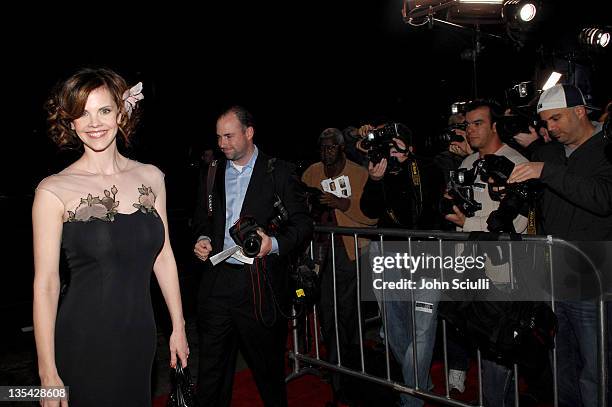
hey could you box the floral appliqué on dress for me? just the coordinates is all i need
[133,184,159,217]
[67,185,158,222]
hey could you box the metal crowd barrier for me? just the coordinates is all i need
[285,225,609,407]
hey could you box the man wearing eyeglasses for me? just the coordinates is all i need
[302,128,377,404]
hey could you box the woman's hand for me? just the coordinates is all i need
[39,373,68,406]
[169,328,190,368]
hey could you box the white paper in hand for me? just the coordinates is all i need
[209,245,241,266]
[209,245,255,266]
[231,249,255,264]
[321,175,351,198]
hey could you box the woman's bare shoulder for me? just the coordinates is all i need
[127,160,164,179]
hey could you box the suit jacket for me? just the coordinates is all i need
[192,150,313,308]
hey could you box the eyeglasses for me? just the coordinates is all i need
[320,144,340,152]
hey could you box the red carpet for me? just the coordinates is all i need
[154,360,553,407]
[152,368,333,407]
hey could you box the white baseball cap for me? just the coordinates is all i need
[537,84,588,113]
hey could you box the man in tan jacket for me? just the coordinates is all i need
[302,128,377,404]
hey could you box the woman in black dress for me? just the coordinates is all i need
[33,67,189,406]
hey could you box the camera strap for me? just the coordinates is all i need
[409,159,424,220]
[527,206,537,235]
[206,160,218,217]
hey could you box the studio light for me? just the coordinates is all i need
[542,72,562,91]
[447,0,504,25]
[403,0,455,21]
[519,4,536,21]
[502,0,538,24]
[579,27,610,48]
[458,0,503,4]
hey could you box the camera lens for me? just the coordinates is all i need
[243,234,262,257]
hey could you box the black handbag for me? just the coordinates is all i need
[167,360,198,407]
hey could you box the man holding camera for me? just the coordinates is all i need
[508,84,612,407]
[359,125,443,407]
[192,106,312,407]
[301,128,377,404]
[445,99,528,406]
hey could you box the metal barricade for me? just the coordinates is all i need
[286,225,609,407]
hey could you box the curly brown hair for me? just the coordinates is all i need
[45,67,142,148]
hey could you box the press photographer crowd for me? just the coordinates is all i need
[292,83,612,407]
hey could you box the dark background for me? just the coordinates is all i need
[1,1,610,336]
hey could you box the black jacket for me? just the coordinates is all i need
[532,130,612,240]
[192,151,313,306]
[360,158,444,230]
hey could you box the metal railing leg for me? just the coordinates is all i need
[547,241,558,407]
[354,234,366,373]
[331,232,341,366]
[477,349,484,407]
[379,235,391,381]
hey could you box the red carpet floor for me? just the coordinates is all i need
[152,367,333,407]
[154,359,554,406]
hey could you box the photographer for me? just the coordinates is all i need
[434,112,474,188]
[444,99,528,406]
[446,100,529,235]
[431,112,473,390]
[359,124,444,407]
[192,106,312,407]
[360,124,444,229]
[301,128,377,404]
[508,85,612,407]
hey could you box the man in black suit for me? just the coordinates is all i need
[192,106,313,407]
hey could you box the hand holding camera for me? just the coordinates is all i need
[447,124,473,157]
[255,230,272,257]
[440,167,482,218]
[357,124,375,139]
[507,162,544,184]
[512,126,539,148]
[368,158,387,181]
[390,137,410,163]
[229,195,290,258]
[443,191,467,227]
[357,123,411,166]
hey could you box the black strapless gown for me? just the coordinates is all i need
[55,211,164,406]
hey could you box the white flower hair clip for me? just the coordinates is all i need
[122,82,144,118]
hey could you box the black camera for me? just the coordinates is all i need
[429,122,467,152]
[360,123,410,165]
[475,154,516,185]
[472,154,540,233]
[486,181,538,233]
[304,186,327,218]
[441,167,482,218]
[230,195,290,258]
[495,108,547,143]
[230,216,262,258]
[269,195,290,232]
